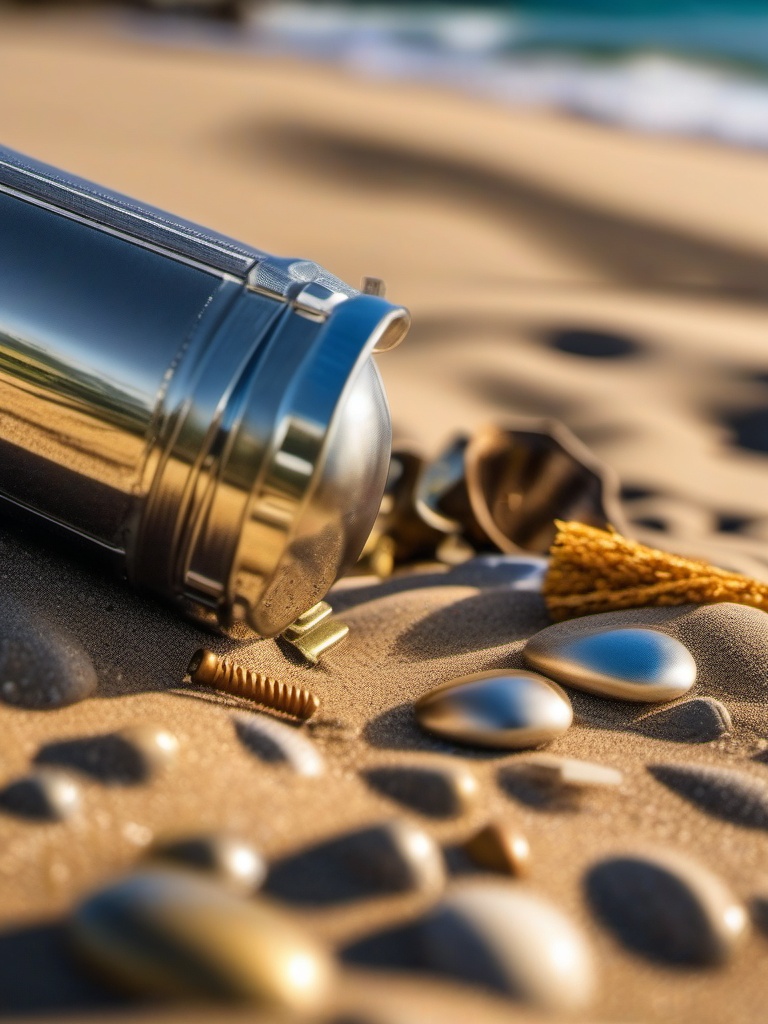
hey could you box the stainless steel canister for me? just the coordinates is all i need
[0,145,409,637]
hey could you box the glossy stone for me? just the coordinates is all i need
[364,763,479,818]
[71,868,336,1010]
[637,697,732,743]
[421,880,596,1012]
[0,593,97,708]
[150,834,267,895]
[0,768,81,821]
[524,625,696,702]
[116,724,180,778]
[233,712,324,777]
[415,671,573,750]
[586,849,748,964]
[463,823,531,877]
[35,725,178,785]
[267,821,446,903]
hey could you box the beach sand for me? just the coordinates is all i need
[0,10,768,1022]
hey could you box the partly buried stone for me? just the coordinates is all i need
[499,755,622,811]
[420,880,597,1013]
[524,623,696,702]
[512,754,623,789]
[637,697,732,743]
[0,594,97,708]
[36,724,179,785]
[463,822,531,877]
[415,671,572,750]
[71,868,336,1011]
[586,848,748,964]
[234,712,324,778]
[0,768,81,821]
[649,763,768,829]
[364,762,478,818]
[150,834,266,896]
[267,821,446,904]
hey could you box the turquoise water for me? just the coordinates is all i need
[132,2,768,149]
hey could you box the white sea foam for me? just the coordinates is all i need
[127,2,768,150]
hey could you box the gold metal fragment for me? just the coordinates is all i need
[280,601,350,665]
[463,822,531,877]
[361,276,387,297]
[187,649,319,720]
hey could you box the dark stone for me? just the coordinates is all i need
[150,834,266,895]
[364,764,478,818]
[649,763,768,829]
[36,725,177,785]
[636,698,731,744]
[547,327,642,359]
[0,769,81,820]
[586,851,746,965]
[0,594,97,708]
[266,821,445,905]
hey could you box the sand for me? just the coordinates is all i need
[0,9,768,1023]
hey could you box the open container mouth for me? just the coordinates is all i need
[135,281,409,638]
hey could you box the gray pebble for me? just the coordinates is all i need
[415,671,572,750]
[524,624,696,702]
[364,762,479,818]
[71,867,336,1010]
[267,820,446,903]
[0,768,81,821]
[35,724,178,784]
[586,848,748,964]
[150,834,267,895]
[444,555,548,591]
[421,880,596,1013]
[234,712,324,777]
[649,763,768,829]
[636,697,732,743]
[0,594,96,708]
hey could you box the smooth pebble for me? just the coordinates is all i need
[267,820,446,903]
[364,762,479,818]
[636,697,732,743]
[0,594,97,708]
[0,768,81,821]
[443,555,548,591]
[415,671,572,749]
[234,712,324,777]
[586,848,748,964]
[35,724,178,784]
[71,868,335,1010]
[463,822,531,877]
[514,754,623,789]
[649,763,768,829]
[421,880,596,1013]
[150,834,267,895]
[524,625,696,702]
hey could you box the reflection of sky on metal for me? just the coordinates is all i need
[126,3,768,149]
[563,628,686,684]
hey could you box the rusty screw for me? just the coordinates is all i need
[187,649,320,720]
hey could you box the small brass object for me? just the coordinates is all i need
[361,276,386,297]
[280,601,350,665]
[187,649,319,720]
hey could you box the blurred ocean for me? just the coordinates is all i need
[132,1,768,149]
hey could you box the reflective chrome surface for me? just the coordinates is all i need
[0,145,409,636]
[524,626,697,702]
[415,670,573,749]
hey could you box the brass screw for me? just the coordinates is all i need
[187,649,320,720]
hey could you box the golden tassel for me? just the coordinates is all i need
[544,520,768,622]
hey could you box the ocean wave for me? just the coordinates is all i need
[127,2,768,150]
